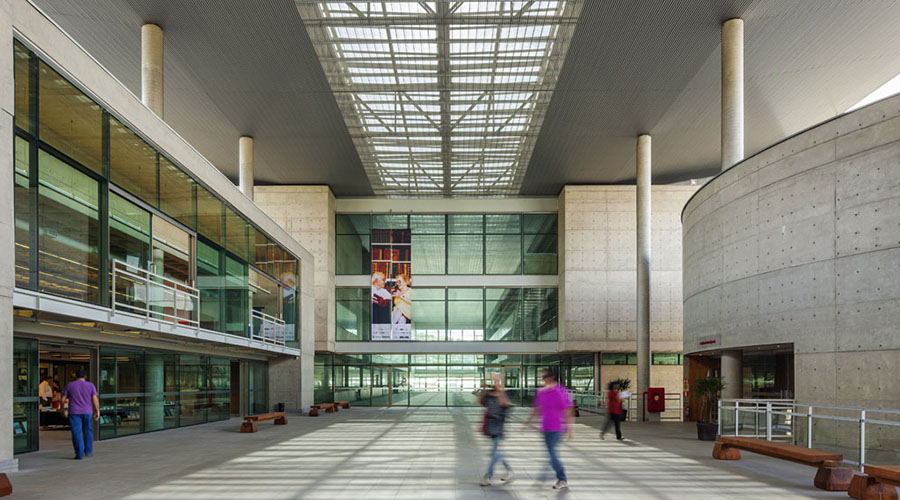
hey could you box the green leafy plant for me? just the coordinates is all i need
[694,376,726,423]
[611,377,631,391]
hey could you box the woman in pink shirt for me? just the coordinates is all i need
[525,368,574,490]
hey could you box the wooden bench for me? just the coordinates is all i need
[712,436,853,491]
[308,403,336,416]
[240,411,287,433]
[0,473,11,497]
[337,401,351,409]
[849,466,900,500]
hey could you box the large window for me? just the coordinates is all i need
[336,287,557,342]
[12,41,300,345]
[336,213,557,275]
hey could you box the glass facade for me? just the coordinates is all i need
[336,287,557,341]
[336,213,557,275]
[99,347,235,439]
[316,354,593,407]
[12,41,299,346]
[13,338,39,454]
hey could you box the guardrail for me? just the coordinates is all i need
[571,391,683,422]
[718,399,900,468]
[112,260,199,328]
[251,309,286,346]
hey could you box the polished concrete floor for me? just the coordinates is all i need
[9,408,850,499]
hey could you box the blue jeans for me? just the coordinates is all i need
[543,431,566,481]
[69,413,93,458]
[485,435,510,478]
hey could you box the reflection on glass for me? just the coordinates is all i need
[197,186,223,246]
[197,240,221,331]
[39,62,103,174]
[223,255,248,337]
[485,234,521,274]
[248,361,268,414]
[179,355,208,426]
[109,193,151,312]
[486,288,522,341]
[448,288,483,341]
[410,365,446,406]
[38,151,100,303]
[14,41,30,131]
[14,136,33,288]
[411,288,445,341]
[411,234,444,274]
[448,235,483,274]
[159,156,196,229]
[225,206,249,262]
[336,288,370,341]
[153,215,193,324]
[13,338,39,454]
[524,288,558,340]
[110,117,158,206]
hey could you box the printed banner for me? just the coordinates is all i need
[371,228,411,341]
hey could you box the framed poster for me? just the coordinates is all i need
[371,228,411,340]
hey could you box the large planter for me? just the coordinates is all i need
[697,421,718,441]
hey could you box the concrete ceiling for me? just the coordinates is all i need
[29,0,900,196]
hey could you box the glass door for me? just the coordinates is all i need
[483,366,522,406]
[371,366,390,406]
[390,366,409,406]
[13,338,39,454]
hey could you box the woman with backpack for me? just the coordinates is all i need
[479,373,513,486]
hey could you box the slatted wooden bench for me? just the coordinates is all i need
[849,465,900,500]
[713,436,853,491]
[337,401,351,409]
[308,403,336,416]
[240,411,287,433]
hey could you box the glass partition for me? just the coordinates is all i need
[14,136,33,288]
[158,156,196,230]
[109,117,158,207]
[38,61,103,175]
[13,338,39,454]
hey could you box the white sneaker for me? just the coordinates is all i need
[500,470,513,482]
[553,480,568,489]
[481,475,492,487]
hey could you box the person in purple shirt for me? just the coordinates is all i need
[526,368,574,490]
[62,369,99,459]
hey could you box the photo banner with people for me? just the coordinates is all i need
[371,227,411,341]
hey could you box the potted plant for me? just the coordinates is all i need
[694,376,726,441]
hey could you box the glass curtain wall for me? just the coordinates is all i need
[13,338,40,454]
[99,346,233,439]
[336,287,558,342]
[337,213,558,276]
[316,354,591,407]
[12,40,299,344]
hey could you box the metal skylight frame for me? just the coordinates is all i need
[296,1,583,196]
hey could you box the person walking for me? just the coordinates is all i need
[601,381,625,441]
[526,368,574,490]
[479,373,513,487]
[62,369,99,459]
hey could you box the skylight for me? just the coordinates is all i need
[296,0,583,196]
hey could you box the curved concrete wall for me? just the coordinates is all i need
[682,94,900,409]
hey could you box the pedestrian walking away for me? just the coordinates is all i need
[479,372,513,487]
[525,368,574,490]
[62,369,100,459]
[601,381,626,441]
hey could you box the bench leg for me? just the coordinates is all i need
[342,403,350,409]
[326,406,336,413]
[813,465,853,491]
[0,473,12,497]
[850,474,899,500]
[240,421,258,433]
[308,409,319,417]
[712,442,741,460]
[274,416,287,425]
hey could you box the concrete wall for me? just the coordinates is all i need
[255,186,336,353]
[682,93,900,411]
[558,185,697,353]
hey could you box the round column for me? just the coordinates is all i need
[721,18,744,171]
[141,24,164,118]
[720,350,743,400]
[239,136,254,200]
[636,134,652,421]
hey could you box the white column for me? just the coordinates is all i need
[141,24,164,118]
[636,134,653,421]
[239,136,254,200]
[721,350,743,400]
[721,18,744,171]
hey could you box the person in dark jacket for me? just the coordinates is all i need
[601,381,625,441]
[480,373,513,486]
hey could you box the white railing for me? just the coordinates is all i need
[251,309,286,346]
[718,399,900,468]
[112,260,199,328]
[570,391,683,422]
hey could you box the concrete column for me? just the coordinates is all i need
[144,353,164,431]
[720,350,743,400]
[721,18,744,171]
[636,134,653,421]
[239,136,254,200]
[141,24,164,118]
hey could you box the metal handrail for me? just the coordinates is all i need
[250,309,286,346]
[718,398,900,469]
[570,391,684,422]
[112,259,199,328]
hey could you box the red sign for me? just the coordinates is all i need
[647,387,666,413]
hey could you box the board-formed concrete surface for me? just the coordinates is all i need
[8,408,850,499]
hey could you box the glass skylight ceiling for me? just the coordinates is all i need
[296,1,583,196]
